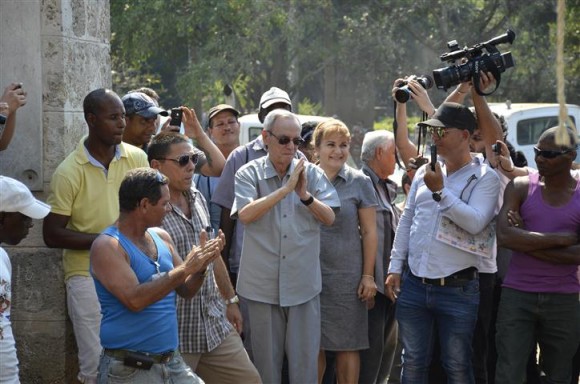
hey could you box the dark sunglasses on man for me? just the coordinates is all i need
[268,131,305,146]
[533,145,577,159]
[156,153,199,167]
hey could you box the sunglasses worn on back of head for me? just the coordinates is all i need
[158,153,199,167]
[269,131,304,146]
[533,146,576,159]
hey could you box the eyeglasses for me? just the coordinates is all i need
[157,153,199,167]
[268,131,304,146]
[427,126,454,139]
[533,146,577,159]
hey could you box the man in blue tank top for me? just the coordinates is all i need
[90,168,223,383]
[495,126,580,384]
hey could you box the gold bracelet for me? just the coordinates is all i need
[456,89,468,94]
[362,274,374,280]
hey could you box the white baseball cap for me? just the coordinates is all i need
[0,176,51,219]
[259,87,292,109]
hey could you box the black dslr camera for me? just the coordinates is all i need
[433,29,516,95]
[394,75,434,103]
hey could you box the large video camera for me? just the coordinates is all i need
[433,29,516,95]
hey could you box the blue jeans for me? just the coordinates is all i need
[495,288,580,384]
[97,351,204,384]
[396,270,479,384]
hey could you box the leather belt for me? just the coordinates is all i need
[412,267,478,287]
[104,349,175,364]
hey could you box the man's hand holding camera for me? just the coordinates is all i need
[424,161,444,193]
[1,83,27,115]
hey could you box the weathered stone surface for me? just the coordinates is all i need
[8,247,72,383]
[10,247,65,321]
[0,0,44,190]
[1,0,111,382]
[43,110,87,181]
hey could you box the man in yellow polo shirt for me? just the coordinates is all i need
[43,88,148,384]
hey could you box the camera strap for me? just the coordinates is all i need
[473,58,502,96]
[392,101,405,170]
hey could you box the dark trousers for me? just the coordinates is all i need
[359,292,398,384]
[429,273,495,384]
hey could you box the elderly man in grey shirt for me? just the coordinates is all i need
[231,109,340,384]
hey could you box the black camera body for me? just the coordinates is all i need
[433,30,516,92]
[394,75,434,103]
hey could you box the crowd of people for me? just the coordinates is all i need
[0,73,578,384]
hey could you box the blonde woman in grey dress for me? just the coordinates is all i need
[313,119,378,384]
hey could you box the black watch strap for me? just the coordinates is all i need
[300,195,314,206]
[432,189,443,202]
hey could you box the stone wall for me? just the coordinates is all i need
[1,0,111,382]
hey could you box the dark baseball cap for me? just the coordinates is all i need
[207,104,240,123]
[122,92,168,119]
[419,102,477,133]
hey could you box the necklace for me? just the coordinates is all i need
[134,232,158,262]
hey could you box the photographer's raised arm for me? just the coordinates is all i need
[392,78,419,168]
[182,107,225,177]
[445,82,472,104]
[0,83,27,151]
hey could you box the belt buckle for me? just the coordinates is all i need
[160,352,173,364]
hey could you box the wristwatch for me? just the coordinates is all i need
[225,295,239,305]
[432,189,444,202]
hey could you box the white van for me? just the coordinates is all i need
[488,102,580,168]
[238,113,331,145]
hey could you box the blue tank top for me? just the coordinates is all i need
[93,226,178,353]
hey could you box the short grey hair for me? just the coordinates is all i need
[263,109,301,132]
[361,130,395,164]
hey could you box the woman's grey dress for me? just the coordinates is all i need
[320,164,378,351]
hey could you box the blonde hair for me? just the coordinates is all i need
[312,118,351,148]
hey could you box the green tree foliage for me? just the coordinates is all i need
[111,0,580,124]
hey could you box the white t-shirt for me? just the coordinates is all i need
[0,247,19,383]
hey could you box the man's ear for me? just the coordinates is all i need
[138,197,150,210]
[150,159,161,170]
[85,112,96,128]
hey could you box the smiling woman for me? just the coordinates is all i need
[313,118,379,384]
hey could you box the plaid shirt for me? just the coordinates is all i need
[162,187,233,353]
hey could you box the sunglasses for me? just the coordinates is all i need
[533,146,576,159]
[158,153,199,167]
[427,126,454,138]
[268,131,304,146]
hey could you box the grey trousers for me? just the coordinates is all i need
[245,296,320,384]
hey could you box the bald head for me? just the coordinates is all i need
[83,89,122,121]
[538,126,578,148]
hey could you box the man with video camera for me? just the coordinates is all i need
[386,101,499,383]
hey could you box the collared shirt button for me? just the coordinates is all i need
[283,235,287,238]
[282,255,286,259]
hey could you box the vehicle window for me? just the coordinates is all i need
[516,116,576,145]
[249,127,262,142]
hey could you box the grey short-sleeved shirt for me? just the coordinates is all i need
[231,156,340,307]
[212,138,267,273]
